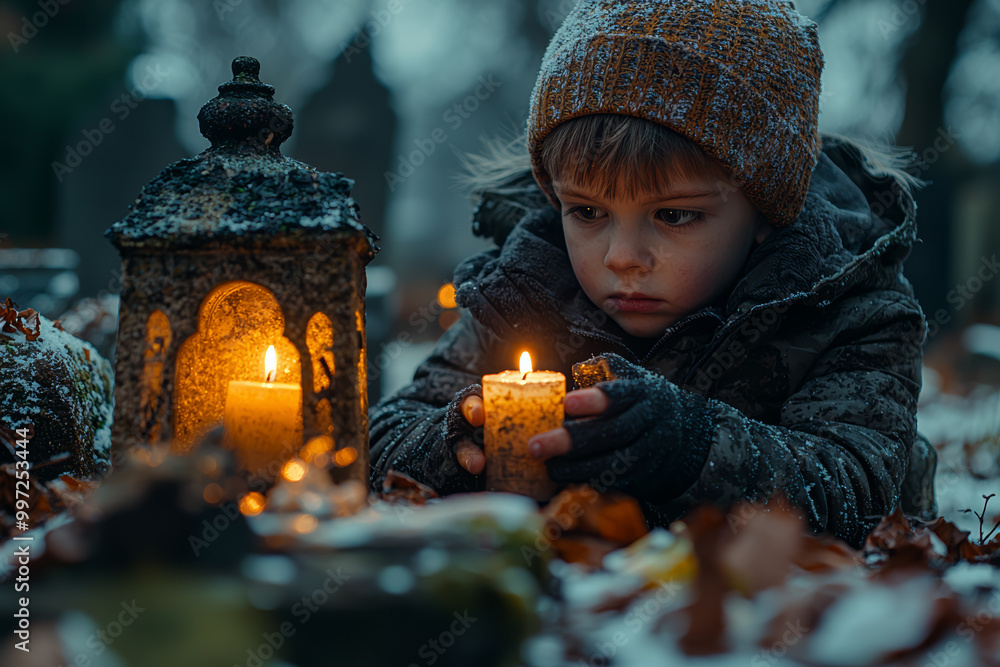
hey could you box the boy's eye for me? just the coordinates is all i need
[565,205,602,221]
[657,209,704,226]
[564,205,704,227]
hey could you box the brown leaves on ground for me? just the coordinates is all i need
[380,469,439,505]
[863,505,1000,574]
[533,490,867,656]
[1,296,40,341]
[548,534,623,570]
[539,484,649,568]
[674,501,1000,661]
[675,495,862,656]
[676,503,732,655]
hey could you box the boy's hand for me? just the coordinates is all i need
[523,352,716,506]
[457,394,485,474]
[457,387,610,470]
[528,387,608,459]
[529,351,647,460]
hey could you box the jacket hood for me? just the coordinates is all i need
[453,135,919,343]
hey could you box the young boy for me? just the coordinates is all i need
[368,0,937,549]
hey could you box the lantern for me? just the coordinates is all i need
[106,56,379,484]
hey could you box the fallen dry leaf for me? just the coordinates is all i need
[543,484,648,544]
[719,496,805,596]
[864,506,1000,573]
[794,533,862,572]
[677,503,731,656]
[1,297,41,341]
[551,533,620,569]
[539,484,649,567]
[380,469,438,505]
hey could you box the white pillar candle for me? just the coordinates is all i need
[224,345,303,475]
[482,351,565,501]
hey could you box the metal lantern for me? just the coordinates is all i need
[106,56,379,483]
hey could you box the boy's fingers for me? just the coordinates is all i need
[527,427,572,461]
[565,387,609,416]
[456,440,485,474]
[462,395,484,427]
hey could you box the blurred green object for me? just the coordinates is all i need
[25,567,273,667]
[248,494,556,667]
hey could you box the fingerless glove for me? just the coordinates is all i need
[545,353,715,504]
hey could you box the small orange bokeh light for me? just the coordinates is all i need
[301,435,334,461]
[202,482,224,504]
[239,491,266,516]
[293,513,319,534]
[282,459,306,482]
[437,283,457,309]
[334,447,358,467]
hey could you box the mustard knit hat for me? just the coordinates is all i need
[527,0,825,228]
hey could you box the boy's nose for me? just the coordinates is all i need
[604,236,654,274]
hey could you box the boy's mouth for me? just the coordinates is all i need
[608,293,663,314]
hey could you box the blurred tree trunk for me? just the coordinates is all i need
[294,26,396,242]
[895,0,977,329]
[953,165,1000,328]
[0,0,133,245]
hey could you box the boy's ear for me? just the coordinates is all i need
[754,212,776,244]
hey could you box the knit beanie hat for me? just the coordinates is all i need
[527,0,825,228]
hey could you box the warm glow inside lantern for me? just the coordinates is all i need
[106,56,379,483]
[221,344,303,474]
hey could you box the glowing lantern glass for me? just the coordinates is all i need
[106,56,379,484]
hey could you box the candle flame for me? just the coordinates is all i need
[520,351,532,380]
[265,345,277,383]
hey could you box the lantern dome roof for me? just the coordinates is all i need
[106,56,379,262]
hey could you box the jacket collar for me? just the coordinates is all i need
[726,137,918,314]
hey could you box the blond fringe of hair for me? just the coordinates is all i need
[451,115,928,206]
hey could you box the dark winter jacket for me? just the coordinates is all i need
[368,135,937,549]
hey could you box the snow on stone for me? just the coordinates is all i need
[0,313,114,457]
[248,491,542,549]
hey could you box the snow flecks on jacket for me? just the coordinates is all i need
[369,134,933,549]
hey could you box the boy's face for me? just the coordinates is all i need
[554,176,774,338]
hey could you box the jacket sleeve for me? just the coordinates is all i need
[647,290,927,549]
[368,308,508,495]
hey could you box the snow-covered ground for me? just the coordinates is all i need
[515,369,1000,667]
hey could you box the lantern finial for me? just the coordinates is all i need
[232,55,260,80]
[197,55,294,152]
